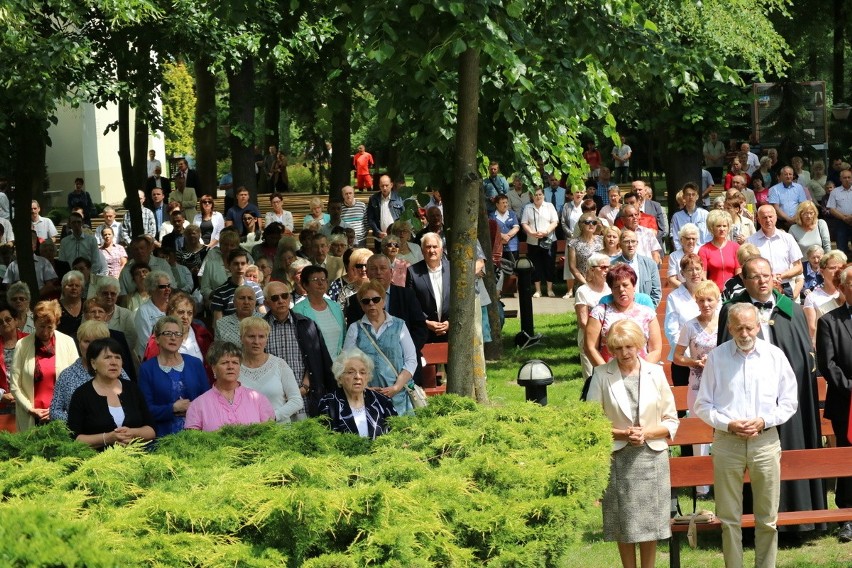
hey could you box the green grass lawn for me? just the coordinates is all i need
[485,314,852,567]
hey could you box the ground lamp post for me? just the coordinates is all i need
[513,256,542,349]
[517,359,554,405]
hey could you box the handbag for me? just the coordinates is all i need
[533,207,554,249]
[359,323,426,409]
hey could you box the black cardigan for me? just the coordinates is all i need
[67,379,154,438]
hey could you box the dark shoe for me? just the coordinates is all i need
[838,522,852,543]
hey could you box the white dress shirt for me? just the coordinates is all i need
[428,264,444,319]
[694,338,798,432]
[746,229,802,283]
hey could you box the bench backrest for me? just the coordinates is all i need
[670,446,852,488]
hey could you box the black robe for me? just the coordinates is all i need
[718,290,826,531]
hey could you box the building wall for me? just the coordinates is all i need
[45,101,165,209]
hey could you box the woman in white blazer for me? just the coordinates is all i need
[10,300,79,432]
[587,319,678,568]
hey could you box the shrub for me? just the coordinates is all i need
[0,396,610,567]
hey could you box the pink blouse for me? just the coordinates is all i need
[184,384,274,432]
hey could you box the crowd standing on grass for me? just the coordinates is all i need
[1,135,852,561]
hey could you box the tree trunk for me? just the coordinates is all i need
[117,94,135,197]
[194,57,218,199]
[833,0,846,104]
[262,59,280,195]
[12,117,46,302]
[133,114,148,190]
[662,149,703,213]
[329,62,352,202]
[227,58,257,200]
[446,47,488,403]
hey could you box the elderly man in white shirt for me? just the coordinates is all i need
[58,212,107,276]
[694,302,798,568]
[746,204,802,297]
[30,200,58,241]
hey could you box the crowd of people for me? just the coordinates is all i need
[1,137,851,566]
[0,150,476,451]
[478,140,852,567]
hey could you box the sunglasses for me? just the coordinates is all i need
[157,284,171,290]
[201,200,213,205]
[383,242,400,248]
[355,263,368,270]
[581,220,598,226]
[268,292,290,303]
[360,296,382,305]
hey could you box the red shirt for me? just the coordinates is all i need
[699,241,740,291]
[353,152,374,176]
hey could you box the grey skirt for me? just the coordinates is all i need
[602,443,672,543]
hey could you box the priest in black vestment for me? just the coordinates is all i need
[717,256,825,533]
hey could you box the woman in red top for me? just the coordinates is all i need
[9,300,78,432]
[698,209,741,291]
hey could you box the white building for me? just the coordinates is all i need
[44,101,164,208]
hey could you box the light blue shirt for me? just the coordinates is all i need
[670,207,710,250]
[767,182,808,218]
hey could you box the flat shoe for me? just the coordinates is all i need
[532,292,541,298]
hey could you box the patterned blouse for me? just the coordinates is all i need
[568,235,603,275]
[588,301,656,362]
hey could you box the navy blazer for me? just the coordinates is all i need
[366,191,404,236]
[406,259,451,340]
[317,387,397,439]
[611,253,661,307]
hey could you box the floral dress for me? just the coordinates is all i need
[676,318,718,392]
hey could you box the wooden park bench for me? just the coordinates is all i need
[668,447,852,568]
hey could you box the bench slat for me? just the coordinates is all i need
[668,417,714,447]
[673,509,852,533]
[671,447,852,488]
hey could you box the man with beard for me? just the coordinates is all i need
[717,256,825,539]
[695,302,798,568]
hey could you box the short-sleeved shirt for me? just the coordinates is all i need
[746,229,802,283]
[827,185,852,215]
[32,216,58,241]
[768,182,808,218]
[698,241,740,291]
[341,201,368,243]
[676,319,719,391]
[210,279,264,315]
[588,302,656,362]
[225,203,261,234]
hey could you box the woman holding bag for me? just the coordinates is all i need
[342,280,417,416]
[521,187,559,298]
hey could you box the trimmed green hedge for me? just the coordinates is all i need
[0,395,611,567]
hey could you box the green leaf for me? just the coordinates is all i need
[410,4,424,20]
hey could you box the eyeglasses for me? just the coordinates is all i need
[157,284,171,290]
[745,274,772,282]
[581,220,598,226]
[309,277,328,283]
[360,296,382,305]
[158,331,184,338]
[268,292,290,303]
[594,265,610,270]
[100,291,117,297]
[383,242,400,248]
[621,240,638,245]
[355,263,367,270]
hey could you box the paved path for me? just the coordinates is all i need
[500,294,574,316]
